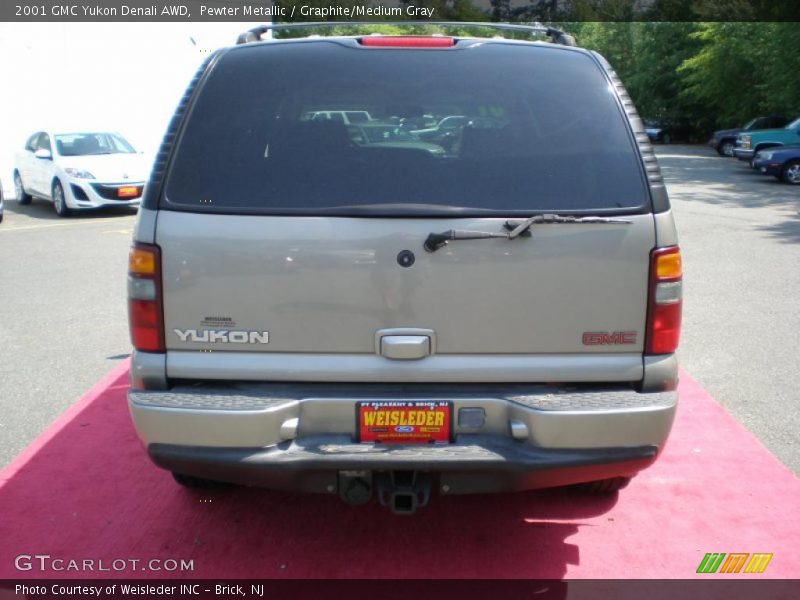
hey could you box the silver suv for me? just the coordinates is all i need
[127,24,682,514]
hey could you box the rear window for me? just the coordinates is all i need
[164,41,648,215]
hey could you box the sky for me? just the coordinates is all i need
[0,22,260,197]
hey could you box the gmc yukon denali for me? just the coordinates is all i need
[127,23,682,514]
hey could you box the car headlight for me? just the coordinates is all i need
[760,152,773,161]
[64,168,95,179]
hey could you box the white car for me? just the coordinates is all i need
[13,131,148,216]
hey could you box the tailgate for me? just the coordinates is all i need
[157,211,654,381]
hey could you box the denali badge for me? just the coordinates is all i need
[582,331,637,345]
[173,329,269,344]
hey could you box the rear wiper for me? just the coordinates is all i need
[423,214,633,253]
[423,229,509,253]
[504,214,634,238]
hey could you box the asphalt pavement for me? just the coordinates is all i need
[663,146,800,474]
[0,201,136,467]
[0,147,798,472]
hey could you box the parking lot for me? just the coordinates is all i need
[0,144,799,475]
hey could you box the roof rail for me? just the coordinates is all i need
[235,21,577,47]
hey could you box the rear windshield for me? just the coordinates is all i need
[164,41,648,215]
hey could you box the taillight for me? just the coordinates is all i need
[128,243,164,352]
[645,246,682,355]
[359,36,455,48]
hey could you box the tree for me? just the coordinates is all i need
[678,23,766,126]
[625,22,701,123]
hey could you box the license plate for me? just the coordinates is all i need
[117,186,139,198]
[357,401,452,444]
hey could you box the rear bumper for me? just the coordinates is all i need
[149,436,658,495]
[129,383,677,493]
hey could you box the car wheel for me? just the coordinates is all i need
[782,160,800,185]
[573,476,631,494]
[718,140,735,157]
[171,471,230,488]
[52,180,70,217]
[14,171,32,205]
[662,133,670,145]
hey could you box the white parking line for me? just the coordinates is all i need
[0,217,136,233]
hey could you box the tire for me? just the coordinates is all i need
[717,140,735,157]
[172,472,230,489]
[14,171,32,205]
[573,476,631,494]
[782,159,800,185]
[52,180,70,217]
[662,133,670,145]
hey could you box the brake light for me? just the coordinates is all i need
[645,246,682,355]
[128,243,164,352]
[359,36,455,48]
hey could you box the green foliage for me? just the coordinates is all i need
[577,22,800,133]
[626,23,702,123]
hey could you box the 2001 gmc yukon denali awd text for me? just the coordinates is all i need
[126,24,682,514]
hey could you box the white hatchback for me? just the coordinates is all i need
[14,131,148,216]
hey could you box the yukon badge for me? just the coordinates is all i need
[174,329,269,344]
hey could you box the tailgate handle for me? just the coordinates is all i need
[380,335,430,360]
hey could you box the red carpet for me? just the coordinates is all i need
[1,363,798,579]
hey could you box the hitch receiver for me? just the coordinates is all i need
[375,471,432,515]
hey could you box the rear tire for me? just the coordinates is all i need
[171,471,230,488]
[14,172,32,205]
[782,159,800,185]
[573,476,631,494]
[52,180,70,217]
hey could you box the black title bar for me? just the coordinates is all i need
[2,1,800,23]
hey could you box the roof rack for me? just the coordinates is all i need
[235,21,577,47]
